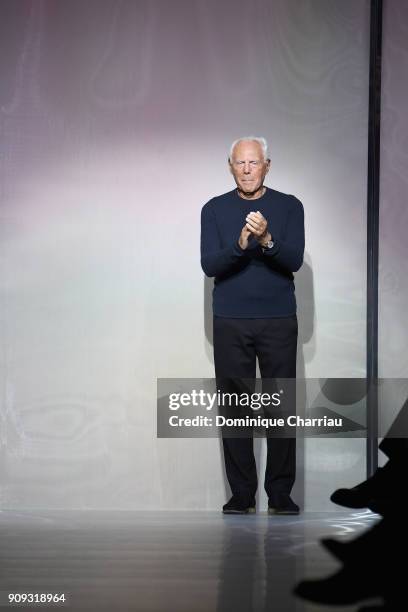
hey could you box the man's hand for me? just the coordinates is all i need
[238,225,252,250]
[245,211,272,247]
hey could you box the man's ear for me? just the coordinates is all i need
[228,159,233,174]
[265,158,271,174]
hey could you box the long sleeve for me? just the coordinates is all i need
[263,196,305,273]
[200,203,246,278]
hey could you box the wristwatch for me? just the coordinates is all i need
[262,239,275,251]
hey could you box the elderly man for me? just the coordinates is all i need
[200,136,305,514]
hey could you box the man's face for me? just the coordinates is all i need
[229,140,270,195]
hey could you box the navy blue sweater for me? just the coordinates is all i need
[200,187,305,318]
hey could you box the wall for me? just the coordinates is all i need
[0,0,370,510]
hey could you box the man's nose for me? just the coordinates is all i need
[243,162,251,174]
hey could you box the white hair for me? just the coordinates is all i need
[229,136,269,161]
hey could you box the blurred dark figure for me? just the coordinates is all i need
[294,399,408,610]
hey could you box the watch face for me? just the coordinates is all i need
[267,241,274,248]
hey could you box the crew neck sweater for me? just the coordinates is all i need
[200,186,305,318]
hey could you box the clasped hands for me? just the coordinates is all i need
[238,211,272,250]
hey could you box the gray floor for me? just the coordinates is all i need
[0,510,381,612]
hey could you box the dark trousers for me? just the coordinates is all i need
[213,315,298,503]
